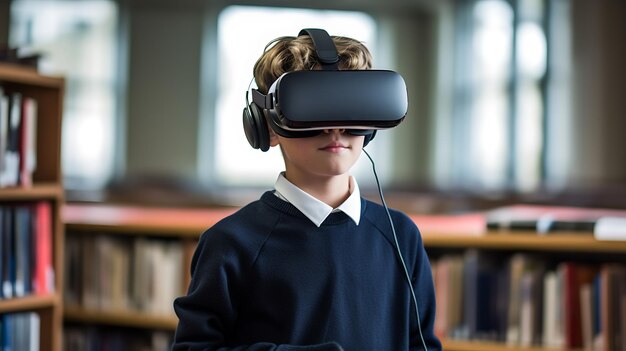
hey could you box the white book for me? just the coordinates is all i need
[29,312,40,351]
[507,254,529,345]
[594,217,626,241]
[580,283,593,351]
[542,271,563,347]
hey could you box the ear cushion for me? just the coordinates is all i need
[255,106,270,152]
[243,103,270,151]
[363,130,376,147]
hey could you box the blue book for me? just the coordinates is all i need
[592,273,601,339]
[2,207,14,298]
[2,314,12,351]
[14,206,33,297]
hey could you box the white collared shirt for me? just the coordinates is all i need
[274,172,361,227]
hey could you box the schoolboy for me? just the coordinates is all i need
[172,30,442,351]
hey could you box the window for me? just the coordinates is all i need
[447,0,549,192]
[10,0,119,190]
[514,0,547,191]
[208,6,378,187]
[469,0,514,190]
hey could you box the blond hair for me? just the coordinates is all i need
[253,35,372,94]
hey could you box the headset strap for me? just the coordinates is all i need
[298,28,339,70]
[252,89,272,109]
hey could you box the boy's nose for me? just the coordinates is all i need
[323,129,346,134]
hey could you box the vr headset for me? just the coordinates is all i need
[243,28,408,151]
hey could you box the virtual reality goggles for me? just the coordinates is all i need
[243,28,408,151]
[252,69,408,136]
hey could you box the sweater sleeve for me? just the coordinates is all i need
[171,228,237,349]
[409,225,443,351]
[171,228,345,351]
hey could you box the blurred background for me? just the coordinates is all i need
[2,0,625,213]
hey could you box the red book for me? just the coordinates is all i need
[32,201,54,295]
[560,262,596,348]
[18,96,36,187]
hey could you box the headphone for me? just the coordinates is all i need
[242,29,377,152]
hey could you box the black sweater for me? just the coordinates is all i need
[172,191,442,351]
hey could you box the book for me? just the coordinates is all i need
[432,254,467,340]
[506,254,530,345]
[542,270,563,348]
[580,283,593,351]
[612,268,626,351]
[2,92,22,187]
[135,239,183,316]
[0,206,4,299]
[2,206,15,298]
[518,263,545,347]
[486,204,626,234]
[0,88,9,179]
[461,249,505,341]
[434,256,455,338]
[64,234,83,306]
[33,201,54,295]
[18,96,37,187]
[108,237,131,311]
[0,312,40,351]
[598,264,626,351]
[592,273,603,350]
[68,233,184,316]
[410,212,486,236]
[594,217,626,241]
[81,235,98,309]
[558,262,597,349]
[621,294,626,351]
[13,205,32,297]
[64,326,173,350]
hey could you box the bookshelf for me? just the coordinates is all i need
[0,63,65,351]
[424,231,626,253]
[62,204,236,347]
[426,233,626,351]
[62,203,625,351]
[441,339,567,351]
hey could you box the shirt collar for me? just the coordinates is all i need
[274,172,361,227]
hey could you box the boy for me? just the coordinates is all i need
[172,29,442,351]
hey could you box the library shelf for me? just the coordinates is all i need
[62,203,225,334]
[0,183,64,201]
[63,203,237,238]
[0,62,65,351]
[442,340,581,351]
[0,62,64,88]
[0,294,60,314]
[421,231,626,253]
[63,306,178,331]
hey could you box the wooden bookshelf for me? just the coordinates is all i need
[442,340,580,351]
[63,203,237,237]
[64,306,178,330]
[423,232,626,351]
[0,295,59,314]
[422,231,626,253]
[0,183,64,201]
[62,203,232,345]
[0,62,65,351]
